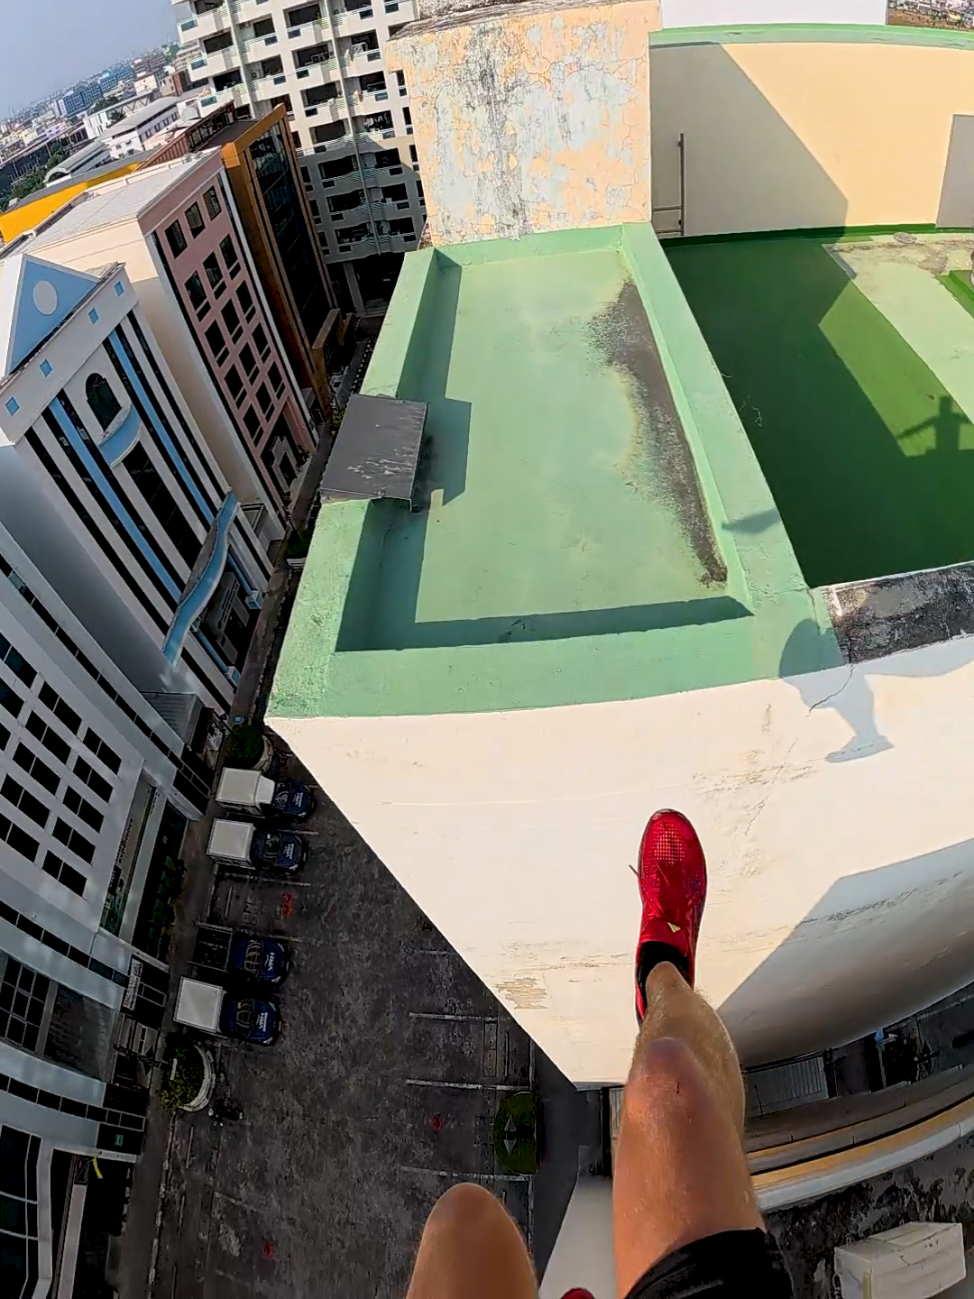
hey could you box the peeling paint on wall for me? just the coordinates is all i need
[389,0,660,244]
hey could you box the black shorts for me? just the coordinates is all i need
[624,1228,795,1298]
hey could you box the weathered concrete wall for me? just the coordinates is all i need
[388,0,659,244]
[651,34,974,236]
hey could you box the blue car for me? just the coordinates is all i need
[250,828,306,872]
[269,779,316,823]
[220,995,280,1045]
[229,934,289,985]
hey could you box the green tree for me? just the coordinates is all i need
[9,145,67,204]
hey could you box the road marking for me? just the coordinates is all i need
[405,1079,522,1091]
[397,1165,530,1182]
[409,1012,495,1022]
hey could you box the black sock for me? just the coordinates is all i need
[637,941,691,1009]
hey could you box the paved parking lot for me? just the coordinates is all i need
[148,751,536,1299]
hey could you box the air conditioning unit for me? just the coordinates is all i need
[834,1224,965,1299]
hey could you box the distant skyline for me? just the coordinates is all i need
[0,0,177,118]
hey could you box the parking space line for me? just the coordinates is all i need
[405,1079,521,1091]
[408,1012,495,1022]
[402,1171,531,1187]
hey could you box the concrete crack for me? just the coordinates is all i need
[808,664,855,714]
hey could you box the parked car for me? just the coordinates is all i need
[174,978,280,1046]
[220,995,280,1045]
[216,769,316,823]
[229,934,289,984]
[207,819,306,873]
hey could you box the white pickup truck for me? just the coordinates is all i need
[174,977,279,1045]
[216,768,315,822]
[206,819,306,873]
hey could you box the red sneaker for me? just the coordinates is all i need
[635,810,707,1022]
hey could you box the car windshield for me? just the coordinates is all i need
[262,833,281,854]
[272,785,290,809]
[243,941,261,974]
[234,999,254,1030]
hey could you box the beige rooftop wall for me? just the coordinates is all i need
[388,0,660,245]
[650,38,974,236]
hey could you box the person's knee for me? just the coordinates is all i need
[425,1183,508,1240]
[624,1036,715,1132]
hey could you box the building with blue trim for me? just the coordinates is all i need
[0,250,272,718]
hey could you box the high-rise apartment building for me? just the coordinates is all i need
[172,0,427,315]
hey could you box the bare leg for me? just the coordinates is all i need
[406,1183,537,1299]
[613,962,763,1298]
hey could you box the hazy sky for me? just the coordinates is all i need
[0,0,177,118]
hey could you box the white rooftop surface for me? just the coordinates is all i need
[175,978,223,1033]
[103,96,178,137]
[26,156,208,248]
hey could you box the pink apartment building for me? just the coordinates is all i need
[22,153,317,539]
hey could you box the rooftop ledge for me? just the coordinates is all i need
[271,223,836,720]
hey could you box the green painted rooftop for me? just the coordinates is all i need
[272,224,845,720]
[271,225,974,720]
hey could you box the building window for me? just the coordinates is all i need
[221,300,242,341]
[269,363,284,395]
[24,712,69,763]
[0,681,24,721]
[0,633,35,689]
[125,444,202,569]
[43,852,86,896]
[88,308,99,323]
[257,383,273,416]
[0,810,38,862]
[53,818,94,864]
[39,360,52,378]
[237,283,255,320]
[226,366,245,405]
[220,235,240,276]
[204,186,222,219]
[5,398,19,416]
[73,755,112,802]
[0,960,49,1050]
[24,713,70,764]
[186,202,205,238]
[253,323,270,359]
[2,775,49,829]
[82,728,121,775]
[203,253,225,296]
[165,220,187,257]
[64,786,104,833]
[85,373,122,432]
[243,407,261,441]
[185,272,208,313]
[13,744,59,795]
[240,344,258,381]
[204,320,228,366]
[409,143,417,163]
[39,683,80,734]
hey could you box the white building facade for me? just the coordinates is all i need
[0,515,201,1298]
[0,251,273,718]
[172,0,427,314]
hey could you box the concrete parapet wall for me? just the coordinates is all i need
[388,0,660,244]
[651,30,974,236]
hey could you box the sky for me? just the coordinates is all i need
[0,0,177,118]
